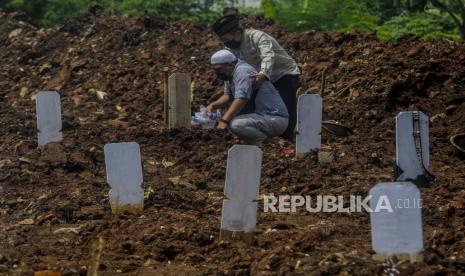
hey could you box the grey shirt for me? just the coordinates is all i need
[227,29,300,83]
[224,59,289,118]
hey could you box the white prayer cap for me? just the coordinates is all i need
[210,49,237,65]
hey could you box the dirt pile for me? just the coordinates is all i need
[0,8,464,275]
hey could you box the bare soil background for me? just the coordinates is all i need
[0,8,464,275]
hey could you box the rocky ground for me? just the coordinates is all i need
[0,8,464,275]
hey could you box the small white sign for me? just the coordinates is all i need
[221,145,262,232]
[104,142,144,214]
[296,94,322,157]
[370,182,423,263]
[36,91,63,146]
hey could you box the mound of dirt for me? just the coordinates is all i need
[0,8,464,275]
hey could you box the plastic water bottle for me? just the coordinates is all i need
[192,105,219,129]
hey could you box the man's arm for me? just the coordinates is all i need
[216,67,253,129]
[253,30,275,81]
[217,98,247,129]
[222,98,247,122]
[206,94,229,113]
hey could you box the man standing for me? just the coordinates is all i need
[206,50,288,145]
[212,14,300,141]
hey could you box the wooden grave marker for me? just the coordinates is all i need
[370,182,423,263]
[296,94,322,158]
[168,73,191,129]
[220,145,262,244]
[36,91,63,146]
[395,111,433,187]
[104,142,144,214]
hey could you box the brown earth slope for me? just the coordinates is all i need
[0,8,464,275]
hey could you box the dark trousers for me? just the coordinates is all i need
[273,74,300,141]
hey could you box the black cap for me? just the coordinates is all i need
[212,15,240,36]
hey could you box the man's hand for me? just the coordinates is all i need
[253,73,267,89]
[205,104,215,114]
[216,121,228,130]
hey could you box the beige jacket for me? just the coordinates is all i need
[228,28,300,83]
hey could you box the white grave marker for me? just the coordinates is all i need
[104,142,144,214]
[168,73,191,129]
[221,145,262,240]
[296,94,322,157]
[370,182,423,263]
[36,91,63,146]
[395,111,433,186]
